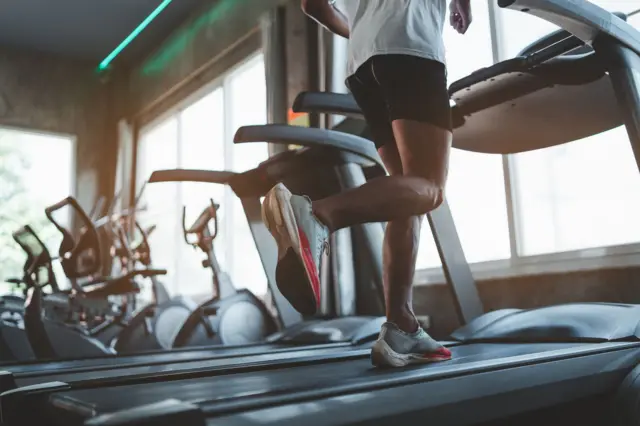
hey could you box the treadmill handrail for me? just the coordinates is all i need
[292,92,364,119]
[148,170,238,185]
[498,0,640,57]
[516,11,629,57]
[234,124,383,170]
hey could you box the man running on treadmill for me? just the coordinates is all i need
[262,0,472,368]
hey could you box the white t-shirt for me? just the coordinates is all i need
[339,0,447,76]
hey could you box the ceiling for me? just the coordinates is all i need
[0,0,204,67]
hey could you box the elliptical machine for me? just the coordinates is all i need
[171,200,278,348]
[23,196,165,360]
[110,218,197,354]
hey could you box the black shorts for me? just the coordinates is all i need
[345,54,452,149]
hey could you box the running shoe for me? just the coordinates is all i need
[262,183,329,315]
[371,322,452,368]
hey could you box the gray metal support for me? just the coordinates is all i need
[427,200,484,325]
[599,39,640,175]
[240,197,302,328]
[261,7,289,157]
[331,229,356,316]
[334,163,385,314]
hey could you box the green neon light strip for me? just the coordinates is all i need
[98,0,173,70]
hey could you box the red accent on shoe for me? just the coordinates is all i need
[297,226,321,310]
[422,347,452,361]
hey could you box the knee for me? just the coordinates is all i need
[414,180,445,214]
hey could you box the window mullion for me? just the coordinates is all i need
[222,77,235,279]
[488,0,522,260]
[175,113,183,294]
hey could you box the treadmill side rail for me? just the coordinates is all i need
[0,380,71,424]
[0,371,16,394]
[292,91,364,118]
[233,124,383,170]
[84,399,206,426]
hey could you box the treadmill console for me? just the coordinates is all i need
[452,303,640,342]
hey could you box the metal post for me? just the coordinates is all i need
[261,7,289,156]
[334,163,385,314]
[598,38,640,174]
[331,229,356,316]
[240,197,302,329]
[427,200,484,325]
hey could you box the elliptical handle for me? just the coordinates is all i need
[209,199,219,240]
[182,205,191,246]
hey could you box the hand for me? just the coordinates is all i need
[449,0,472,34]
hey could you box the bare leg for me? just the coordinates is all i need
[377,144,424,332]
[313,122,451,232]
[313,120,452,333]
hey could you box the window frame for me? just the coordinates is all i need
[414,0,640,285]
[0,124,77,200]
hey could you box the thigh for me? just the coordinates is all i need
[346,62,396,150]
[378,144,403,176]
[372,55,453,182]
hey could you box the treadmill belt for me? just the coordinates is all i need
[16,345,349,387]
[47,343,591,418]
[7,342,351,383]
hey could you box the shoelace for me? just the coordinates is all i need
[316,231,330,259]
[304,195,330,259]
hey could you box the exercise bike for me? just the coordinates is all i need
[170,200,278,348]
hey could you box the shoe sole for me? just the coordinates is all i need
[371,340,452,368]
[262,184,320,315]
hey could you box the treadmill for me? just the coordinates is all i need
[0,121,388,399]
[3,1,640,425]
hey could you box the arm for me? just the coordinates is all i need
[301,0,350,39]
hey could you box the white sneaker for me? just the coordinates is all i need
[262,183,329,315]
[371,322,452,368]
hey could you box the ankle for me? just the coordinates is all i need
[387,312,419,334]
[311,201,334,232]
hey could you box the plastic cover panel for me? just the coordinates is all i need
[451,303,640,342]
[450,71,620,154]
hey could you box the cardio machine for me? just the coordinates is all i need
[23,196,165,360]
[107,208,197,354]
[171,200,278,348]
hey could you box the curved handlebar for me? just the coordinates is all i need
[183,200,219,248]
[45,196,102,280]
[234,124,383,170]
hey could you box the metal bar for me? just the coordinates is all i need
[488,0,521,260]
[261,7,290,157]
[334,163,385,314]
[427,200,484,324]
[240,197,302,328]
[598,38,640,175]
[331,229,356,316]
[502,156,521,258]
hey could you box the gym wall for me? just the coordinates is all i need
[0,45,121,209]
[416,266,640,339]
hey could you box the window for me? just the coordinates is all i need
[0,127,75,290]
[136,54,269,299]
[417,1,511,269]
[500,1,640,257]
